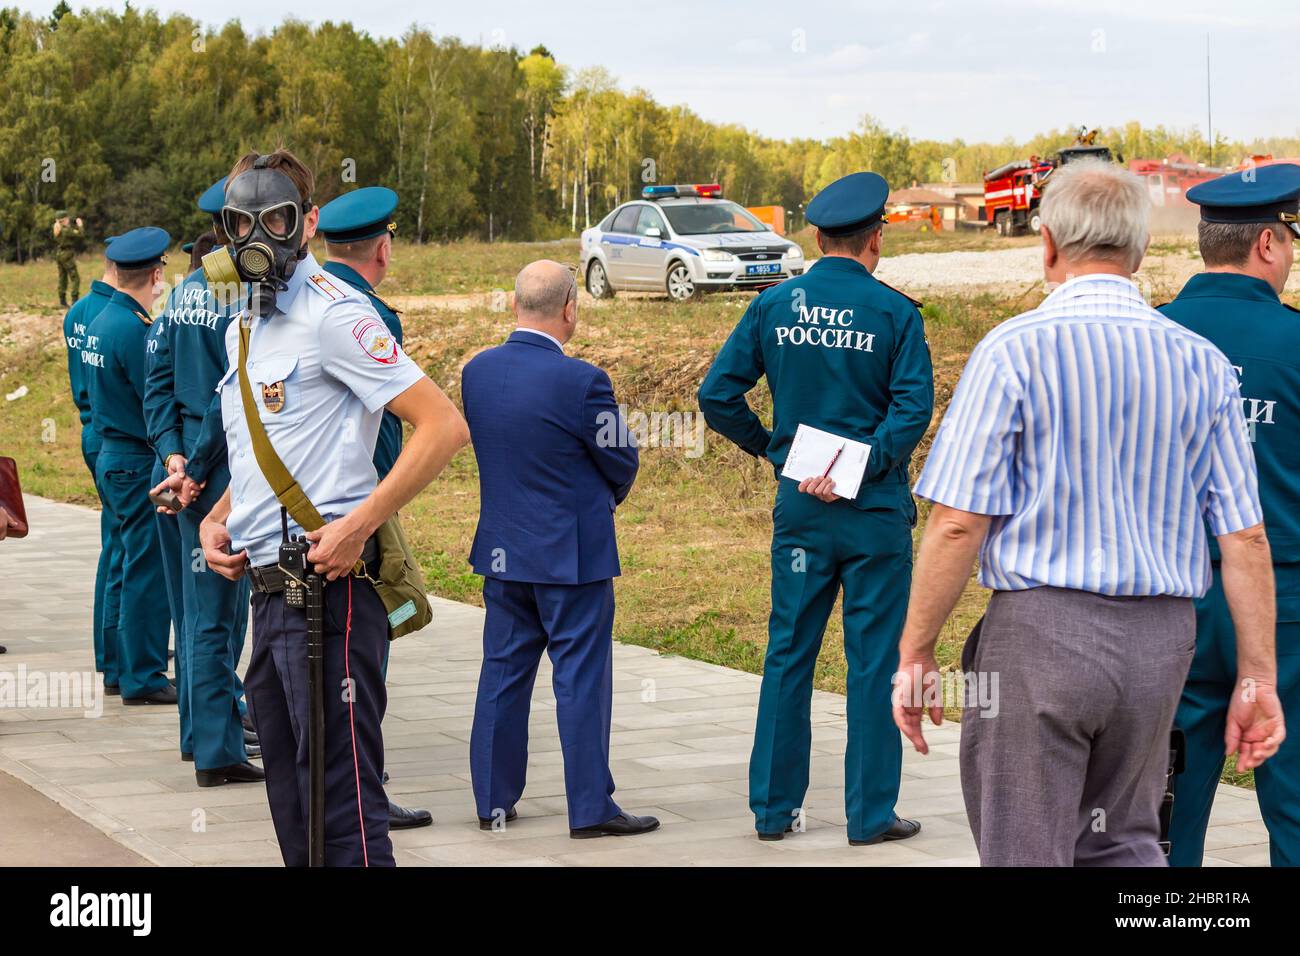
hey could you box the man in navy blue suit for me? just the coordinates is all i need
[462,260,660,839]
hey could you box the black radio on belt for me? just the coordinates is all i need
[279,508,309,609]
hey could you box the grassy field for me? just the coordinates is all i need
[2,234,1284,788]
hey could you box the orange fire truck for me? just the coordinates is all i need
[982,129,1113,236]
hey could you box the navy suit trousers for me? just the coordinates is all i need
[471,577,619,829]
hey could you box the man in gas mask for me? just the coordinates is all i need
[198,151,469,866]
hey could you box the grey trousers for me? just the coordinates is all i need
[960,586,1196,866]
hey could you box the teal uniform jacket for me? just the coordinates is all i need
[142,269,249,768]
[84,290,171,698]
[698,256,934,842]
[1160,271,1300,867]
[63,278,121,684]
[323,261,404,480]
[64,279,117,441]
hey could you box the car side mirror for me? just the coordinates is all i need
[644,227,662,239]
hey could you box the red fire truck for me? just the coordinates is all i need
[982,131,1113,236]
[1128,155,1224,208]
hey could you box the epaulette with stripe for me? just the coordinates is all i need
[306,271,351,302]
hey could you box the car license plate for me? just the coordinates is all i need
[746,263,781,276]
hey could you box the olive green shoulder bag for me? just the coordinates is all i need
[236,320,433,639]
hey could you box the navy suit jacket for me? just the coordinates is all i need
[463,330,638,585]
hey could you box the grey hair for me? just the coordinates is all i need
[514,260,576,317]
[1040,159,1150,268]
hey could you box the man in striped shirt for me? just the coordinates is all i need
[892,160,1286,866]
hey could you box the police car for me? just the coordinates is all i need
[580,184,804,302]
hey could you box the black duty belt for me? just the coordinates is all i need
[249,536,381,595]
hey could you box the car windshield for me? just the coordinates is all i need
[661,201,767,235]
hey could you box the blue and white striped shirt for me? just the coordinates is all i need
[914,274,1262,598]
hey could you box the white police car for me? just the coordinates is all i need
[580,184,804,302]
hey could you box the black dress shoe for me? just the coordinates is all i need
[478,807,518,831]
[104,683,120,696]
[196,761,266,787]
[570,811,660,839]
[243,728,258,746]
[245,743,261,759]
[123,684,178,706]
[849,816,921,846]
[241,713,256,734]
[181,752,194,762]
[757,823,796,842]
[388,801,433,829]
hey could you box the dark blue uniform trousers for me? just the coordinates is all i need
[751,484,912,843]
[152,460,187,749]
[248,574,393,867]
[96,448,171,699]
[471,577,620,829]
[82,430,121,687]
[177,471,249,771]
[1169,565,1300,867]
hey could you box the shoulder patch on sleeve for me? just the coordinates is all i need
[307,272,348,302]
[875,278,924,310]
[350,317,401,365]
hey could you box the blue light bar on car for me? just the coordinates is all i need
[643,185,680,198]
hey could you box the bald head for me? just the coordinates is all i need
[514,259,579,344]
[515,260,576,318]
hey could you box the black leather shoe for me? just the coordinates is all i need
[478,807,518,831]
[245,743,261,759]
[388,801,433,830]
[241,713,256,734]
[757,823,795,842]
[181,752,193,762]
[103,683,120,696]
[570,811,660,839]
[124,684,178,706]
[849,816,921,846]
[196,762,266,787]
[243,728,259,746]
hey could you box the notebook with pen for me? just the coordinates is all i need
[780,424,872,500]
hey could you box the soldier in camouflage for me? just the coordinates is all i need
[53,210,85,306]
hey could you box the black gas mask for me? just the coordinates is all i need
[202,158,311,317]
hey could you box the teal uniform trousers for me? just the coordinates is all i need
[152,459,187,746]
[96,447,171,698]
[82,431,122,687]
[754,483,913,841]
[1168,565,1300,867]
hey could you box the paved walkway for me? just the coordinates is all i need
[0,497,1273,866]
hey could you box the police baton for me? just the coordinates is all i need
[305,568,326,867]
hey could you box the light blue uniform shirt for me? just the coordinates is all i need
[914,274,1262,598]
[218,253,423,566]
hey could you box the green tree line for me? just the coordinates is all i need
[3,5,1298,262]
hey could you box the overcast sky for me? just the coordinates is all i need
[22,0,1300,143]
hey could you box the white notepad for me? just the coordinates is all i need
[780,424,872,500]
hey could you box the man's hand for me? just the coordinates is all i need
[892,655,944,755]
[305,513,368,581]
[798,475,839,503]
[149,471,204,513]
[200,514,247,580]
[1226,678,1286,771]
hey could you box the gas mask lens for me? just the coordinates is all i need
[221,207,256,242]
[258,202,300,241]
